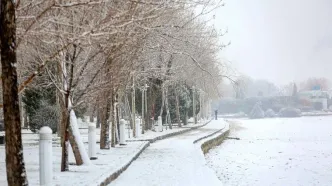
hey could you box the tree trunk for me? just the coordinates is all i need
[175,89,181,127]
[141,89,145,134]
[144,87,149,130]
[183,108,188,126]
[132,79,136,137]
[159,88,165,117]
[116,105,120,144]
[125,95,133,129]
[100,97,110,149]
[96,108,101,128]
[1,0,29,184]
[60,52,89,170]
[89,103,96,123]
[192,88,197,124]
[165,89,172,129]
[111,92,117,147]
[60,99,70,171]
[60,95,88,170]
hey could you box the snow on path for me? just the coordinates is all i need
[109,120,226,186]
[206,116,332,186]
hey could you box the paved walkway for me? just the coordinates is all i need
[109,120,226,186]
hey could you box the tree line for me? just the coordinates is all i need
[1,0,226,185]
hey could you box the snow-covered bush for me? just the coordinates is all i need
[249,102,265,119]
[29,100,58,133]
[265,109,276,118]
[279,108,301,117]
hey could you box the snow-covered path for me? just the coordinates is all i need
[109,120,226,186]
[206,116,332,186]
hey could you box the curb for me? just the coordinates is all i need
[98,142,150,186]
[193,123,226,144]
[193,120,230,155]
[97,119,212,186]
[200,130,230,154]
[126,120,212,143]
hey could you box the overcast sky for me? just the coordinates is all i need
[214,0,332,85]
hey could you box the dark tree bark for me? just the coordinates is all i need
[111,92,116,147]
[100,94,110,149]
[175,89,181,127]
[89,103,96,123]
[0,0,29,185]
[96,107,101,128]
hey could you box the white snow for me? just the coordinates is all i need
[205,116,332,186]
[126,122,208,141]
[109,119,227,186]
[0,141,148,186]
[69,109,91,165]
[1,118,213,185]
[39,126,52,134]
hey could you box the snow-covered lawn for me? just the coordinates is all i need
[109,119,227,186]
[206,116,332,186]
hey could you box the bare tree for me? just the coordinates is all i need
[0,0,29,185]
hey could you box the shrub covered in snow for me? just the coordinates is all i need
[265,109,276,118]
[279,108,301,118]
[29,100,58,133]
[249,102,265,119]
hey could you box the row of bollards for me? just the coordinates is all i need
[38,117,163,185]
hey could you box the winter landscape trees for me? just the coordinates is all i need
[1,0,226,184]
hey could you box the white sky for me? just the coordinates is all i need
[214,0,332,85]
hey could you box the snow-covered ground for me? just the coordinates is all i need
[18,118,208,145]
[109,119,227,186]
[206,116,332,186]
[0,118,211,185]
[0,141,148,186]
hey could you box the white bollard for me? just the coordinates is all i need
[88,123,97,160]
[119,119,126,145]
[158,116,163,132]
[135,118,140,138]
[39,126,53,186]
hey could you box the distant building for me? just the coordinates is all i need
[297,90,330,110]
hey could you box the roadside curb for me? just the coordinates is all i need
[97,119,212,186]
[193,120,230,154]
[193,122,226,144]
[126,120,212,143]
[98,142,150,186]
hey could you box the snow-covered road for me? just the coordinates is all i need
[109,120,226,186]
[206,116,332,186]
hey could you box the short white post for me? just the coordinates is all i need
[135,118,140,137]
[158,116,163,132]
[119,119,126,145]
[88,123,97,160]
[39,126,52,186]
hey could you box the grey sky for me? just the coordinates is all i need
[214,0,332,85]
